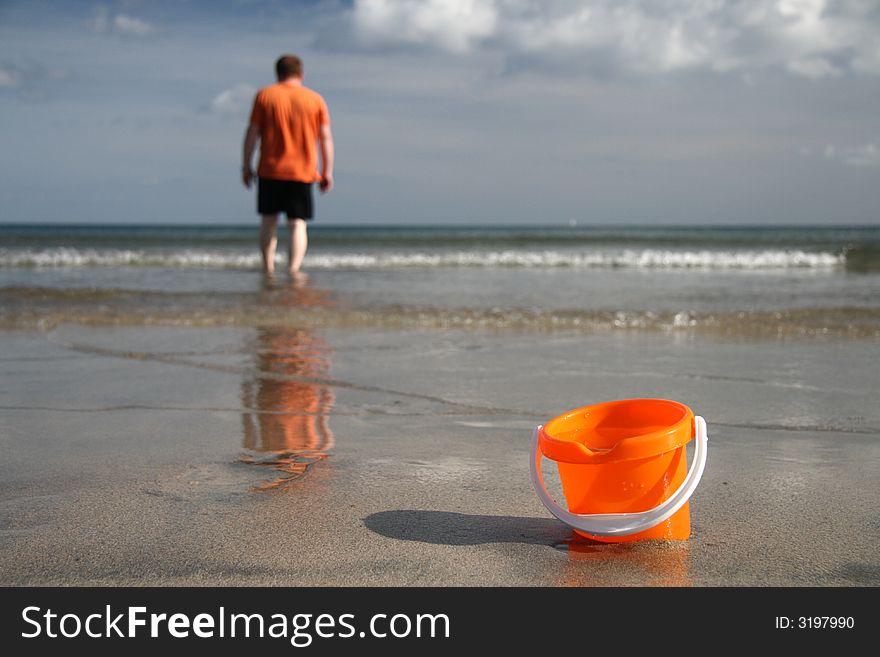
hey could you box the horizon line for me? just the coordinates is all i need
[2,221,879,229]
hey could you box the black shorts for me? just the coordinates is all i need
[257,177,314,220]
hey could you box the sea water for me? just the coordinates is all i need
[1,224,878,336]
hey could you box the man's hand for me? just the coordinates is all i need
[242,167,254,189]
[318,123,334,194]
[242,124,260,189]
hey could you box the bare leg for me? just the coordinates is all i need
[287,218,308,275]
[260,214,279,275]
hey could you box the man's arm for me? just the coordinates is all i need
[319,123,334,193]
[242,124,260,188]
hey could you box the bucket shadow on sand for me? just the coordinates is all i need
[365,510,693,585]
[364,510,571,546]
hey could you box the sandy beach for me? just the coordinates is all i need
[1,321,877,586]
[3,0,880,601]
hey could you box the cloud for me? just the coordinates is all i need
[841,143,880,167]
[0,58,67,96]
[353,0,498,53]
[805,141,880,167]
[114,14,155,36]
[0,65,19,87]
[205,83,256,119]
[89,7,155,36]
[344,0,880,78]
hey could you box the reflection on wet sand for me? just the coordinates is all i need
[255,273,334,309]
[554,533,692,586]
[240,279,335,490]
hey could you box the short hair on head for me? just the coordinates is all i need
[276,55,303,80]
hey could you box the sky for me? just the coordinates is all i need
[0,0,879,226]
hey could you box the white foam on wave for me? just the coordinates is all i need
[0,248,263,269]
[0,247,844,270]
[307,249,844,269]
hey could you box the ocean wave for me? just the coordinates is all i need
[307,249,844,269]
[0,248,261,269]
[0,247,844,270]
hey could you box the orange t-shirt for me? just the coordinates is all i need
[249,83,330,183]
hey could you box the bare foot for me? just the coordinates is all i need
[288,270,310,286]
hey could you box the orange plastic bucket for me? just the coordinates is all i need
[530,399,708,542]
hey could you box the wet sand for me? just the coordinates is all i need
[0,324,878,586]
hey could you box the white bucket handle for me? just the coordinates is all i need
[530,416,708,537]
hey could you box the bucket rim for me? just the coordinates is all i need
[539,398,695,464]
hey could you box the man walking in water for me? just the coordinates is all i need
[242,55,334,277]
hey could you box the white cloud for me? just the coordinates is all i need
[89,7,155,37]
[88,6,111,33]
[0,59,67,92]
[114,14,155,37]
[786,57,840,79]
[353,0,498,53]
[842,143,880,167]
[0,65,19,87]
[347,0,880,78]
[207,83,256,118]
[810,142,880,167]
